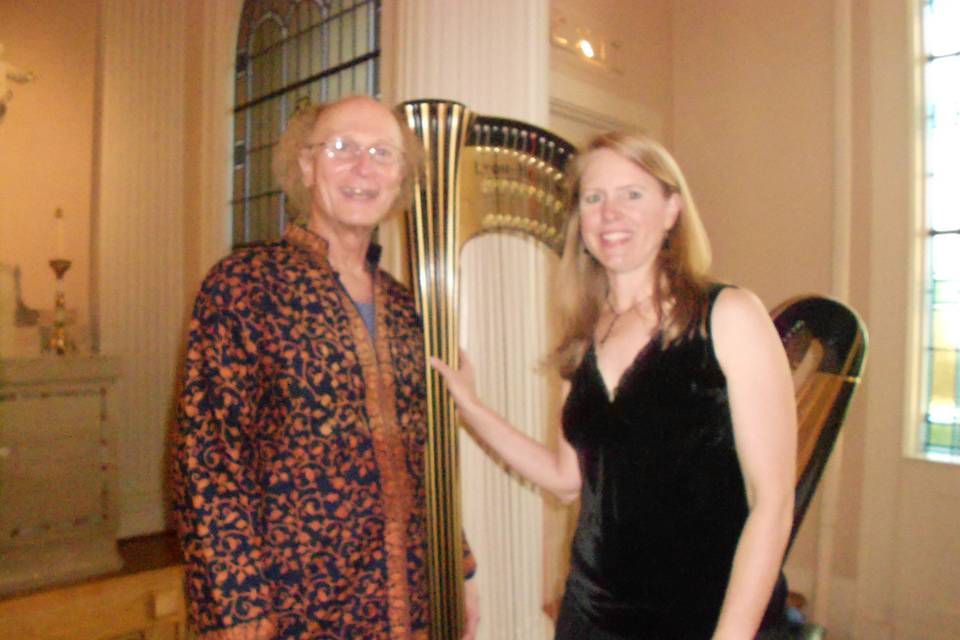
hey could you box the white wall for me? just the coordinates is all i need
[549,0,673,145]
[1,0,240,538]
[671,1,960,638]
[0,0,98,354]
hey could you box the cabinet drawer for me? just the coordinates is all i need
[0,392,102,444]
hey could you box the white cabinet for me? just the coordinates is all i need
[0,356,122,595]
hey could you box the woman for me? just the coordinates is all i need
[173,96,478,640]
[432,131,796,639]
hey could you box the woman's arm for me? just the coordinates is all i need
[710,288,797,640]
[430,355,582,503]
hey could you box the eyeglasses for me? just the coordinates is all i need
[304,137,403,166]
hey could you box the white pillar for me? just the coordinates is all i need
[387,0,549,126]
[94,0,189,537]
[382,3,556,639]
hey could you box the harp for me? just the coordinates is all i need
[768,295,867,638]
[772,295,867,550]
[398,100,576,639]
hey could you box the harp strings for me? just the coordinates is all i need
[460,233,558,640]
[456,118,575,639]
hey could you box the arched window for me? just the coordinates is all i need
[920,0,960,458]
[232,0,381,245]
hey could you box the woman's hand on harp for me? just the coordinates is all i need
[429,351,482,419]
[429,351,582,502]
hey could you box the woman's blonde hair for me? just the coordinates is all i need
[271,97,421,226]
[549,131,713,379]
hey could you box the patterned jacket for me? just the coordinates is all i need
[172,225,474,639]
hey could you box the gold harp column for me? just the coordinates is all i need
[401,100,474,639]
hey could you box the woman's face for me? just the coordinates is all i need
[578,147,680,278]
[298,97,405,236]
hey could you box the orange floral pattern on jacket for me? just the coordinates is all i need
[172,226,474,639]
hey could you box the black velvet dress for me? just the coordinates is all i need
[556,287,785,639]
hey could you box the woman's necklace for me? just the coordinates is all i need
[597,295,653,346]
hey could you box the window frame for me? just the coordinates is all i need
[918,0,960,461]
[231,0,382,247]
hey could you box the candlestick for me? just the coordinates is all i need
[54,208,65,258]
[47,258,74,354]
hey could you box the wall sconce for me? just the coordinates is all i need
[550,13,620,72]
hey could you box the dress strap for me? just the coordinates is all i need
[705,282,735,345]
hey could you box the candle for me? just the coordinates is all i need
[55,208,64,257]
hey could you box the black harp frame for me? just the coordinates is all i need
[771,295,867,551]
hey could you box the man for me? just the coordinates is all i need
[173,96,478,639]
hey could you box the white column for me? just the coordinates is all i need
[94,0,188,537]
[389,0,549,126]
[384,3,556,639]
[183,0,241,295]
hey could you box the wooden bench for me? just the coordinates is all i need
[0,532,187,640]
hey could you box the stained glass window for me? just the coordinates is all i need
[921,0,960,457]
[232,0,381,246]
